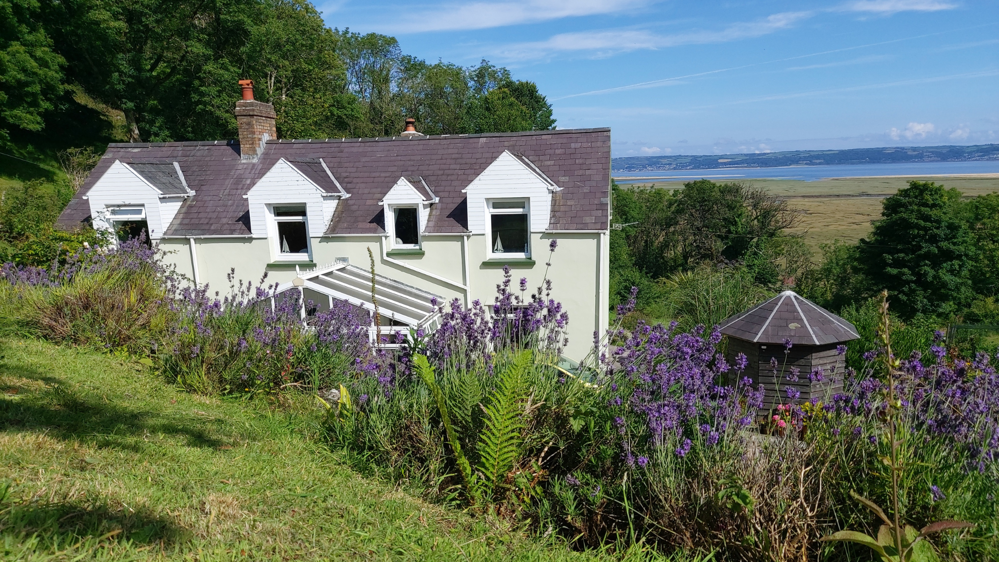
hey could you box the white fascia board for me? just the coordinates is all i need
[462,150,559,194]
[319,158,349,198]
[117,161,164,195]
[379,176,427,205]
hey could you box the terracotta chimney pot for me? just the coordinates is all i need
[239,79,255,101]
[400,117,423,138]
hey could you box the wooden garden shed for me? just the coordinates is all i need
[719,290,860,409]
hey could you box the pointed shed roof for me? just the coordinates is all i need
[718,290,860,346]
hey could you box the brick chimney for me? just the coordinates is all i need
[235,80,277,162]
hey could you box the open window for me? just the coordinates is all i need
[391,206,420,248]
[487,199,530,258]
[108,206,150,246]
[272,205,311,258]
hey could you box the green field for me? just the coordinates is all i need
[618,175,999,255]
[0,338,625,562]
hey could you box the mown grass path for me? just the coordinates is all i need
[0,338,604,561]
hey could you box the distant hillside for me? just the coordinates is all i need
[612,144,999,172]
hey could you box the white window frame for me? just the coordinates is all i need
[269,204,312,261]
[388,205,421,250]
[106,205,149,242]
[485,198,530,259]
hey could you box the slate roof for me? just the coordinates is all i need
[403,176,436,201]
[718,290,860,346]
[285,159,344,195]
[128,162,190,195]
[58,128,611,237]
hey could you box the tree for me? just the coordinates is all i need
[504,80,555,130]
[0,0,64,140]
[960,193,999,298]
[859,181,975,319]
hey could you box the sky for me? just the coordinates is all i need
[318,0,999,157]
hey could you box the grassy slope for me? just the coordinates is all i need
[0,338,613,562]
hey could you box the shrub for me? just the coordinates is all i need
[0,236,172,352]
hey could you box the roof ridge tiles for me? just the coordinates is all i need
[268,127,610,145]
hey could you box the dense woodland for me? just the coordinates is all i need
[0,0,554,148]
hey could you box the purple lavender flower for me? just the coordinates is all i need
[836,345,847,356]
[930,485,945,502]
[636,456,648,468]
[675,439,692,457]
[566,474,580,486]
[549,239,558,252]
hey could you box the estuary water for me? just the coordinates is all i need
[612,160,999,184]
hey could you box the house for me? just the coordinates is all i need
[719,290,860,409]
[57,80,611,360]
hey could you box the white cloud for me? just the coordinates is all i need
[375,0,651,34]
[841,0,957,15]
[491,11,811,61]
[949,126,970,140]
[889,122,936,140]
[640,146,666,154]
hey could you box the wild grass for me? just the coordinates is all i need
[0,337,673,562]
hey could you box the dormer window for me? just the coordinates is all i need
[487,199,529,258]
[272,205,310,258]
[108,205,150,246]
[392,206,420,248]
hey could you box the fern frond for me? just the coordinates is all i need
[446,365,483,440]
[413,354,477,503]
[475,351,531,500]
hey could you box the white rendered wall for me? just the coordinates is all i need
[163,231,605,361]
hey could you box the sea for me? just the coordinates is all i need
[612,160,999,184]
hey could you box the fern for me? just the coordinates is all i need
[412,354,477,503]
[475,351,532,500]
[446,365,483,442]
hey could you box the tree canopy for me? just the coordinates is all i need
[859,181,975,319]
[2,0,556,146]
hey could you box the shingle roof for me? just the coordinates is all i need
[127,162,190,195]
[58,128,611,237]
[718,290,860,346]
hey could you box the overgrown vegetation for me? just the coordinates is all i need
[2,235,995,561]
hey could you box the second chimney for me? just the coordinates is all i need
[400,117,423,138]
[235,80,277,162]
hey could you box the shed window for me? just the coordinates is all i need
[393,207,420,247]
[488,199,529,258]
[273,206,310,256]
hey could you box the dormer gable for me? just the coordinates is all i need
[379,176,438,206]
[462,151,558,234]
[245,158,346,238]
[82,160,193,240]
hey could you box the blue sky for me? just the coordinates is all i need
[319,0,999,156]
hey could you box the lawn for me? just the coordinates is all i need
[0,338,624,562]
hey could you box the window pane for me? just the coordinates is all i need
[492,200,526,210]
[277,221,309,254]
[274,206,307,217]
[110,207,144,218]
[114,220,151,247]
[394,207,419,246]
[491,214,528,254]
